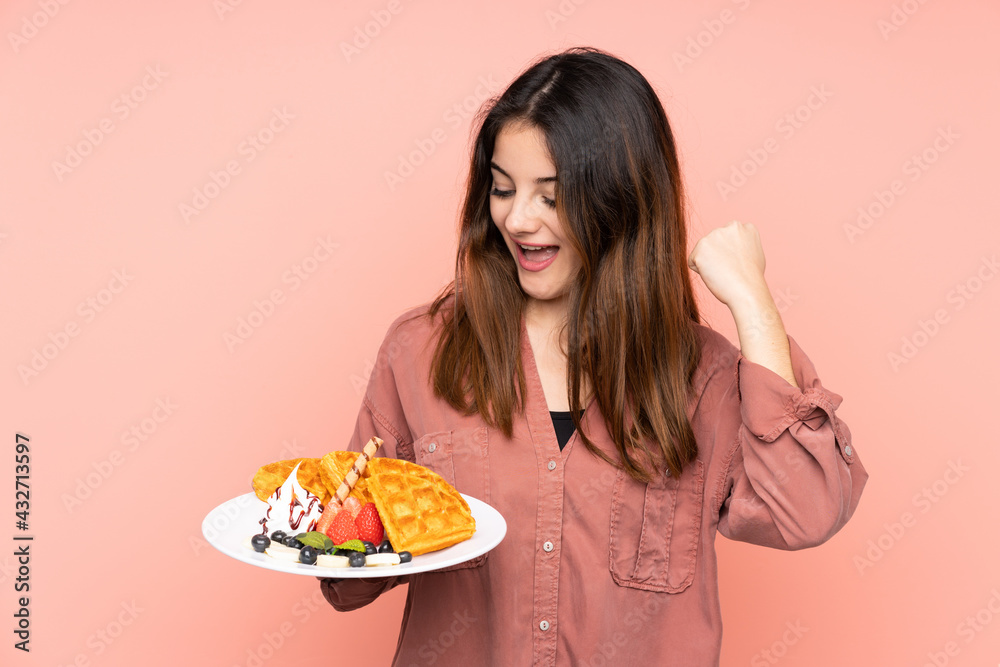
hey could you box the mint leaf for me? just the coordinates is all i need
[295,531,334,551]
[333,539,365,552]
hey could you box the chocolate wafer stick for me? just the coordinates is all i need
[327,436,383,511]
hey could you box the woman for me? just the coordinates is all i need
[320,46,868,666]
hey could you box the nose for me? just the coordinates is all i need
[504,193,545,235]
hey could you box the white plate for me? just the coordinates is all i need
[202,492,506,577]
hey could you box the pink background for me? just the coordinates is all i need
[3,0,998,665]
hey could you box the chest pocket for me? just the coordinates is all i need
[608,458,705,593]
[412,427,490,570]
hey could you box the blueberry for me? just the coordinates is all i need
[251,534,270,553]
[398,551,412,563]
[270,530,287,543]
[334,548,351,557]
[299,546,318,565]
[283,536,304,549]
[362,541,377,555]
[348,551,366,568]
[378,539,395,554]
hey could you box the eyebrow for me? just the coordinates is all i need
[490,162,557,184]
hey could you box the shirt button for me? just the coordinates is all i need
[428,442,437,453]
[539,620,550,631]
[547,460,556,471]
[844,444,853,457]
[543,541,554,552]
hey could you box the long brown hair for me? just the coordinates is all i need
[428,46,702,481]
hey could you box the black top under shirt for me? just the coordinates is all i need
[549,410,583,450]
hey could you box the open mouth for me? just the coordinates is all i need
[515,243,559,271]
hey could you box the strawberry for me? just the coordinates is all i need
[315,503,339,536]
[343,496,363,519]
[315,496,361,535]
[354,502,384,545]
[327,508,360,544]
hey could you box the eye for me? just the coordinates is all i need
[490,187,514,199]
[542,196,556,209]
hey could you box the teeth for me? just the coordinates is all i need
[519,244,552,250]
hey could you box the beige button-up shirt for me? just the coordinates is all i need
[320,302,868,666]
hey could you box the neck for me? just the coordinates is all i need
[524,295,570,333]
[523,294,592,410]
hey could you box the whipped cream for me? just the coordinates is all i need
[259,462,324,536]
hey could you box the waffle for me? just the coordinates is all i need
[252,458,329,504]
[365,457,476,556]
[318,451,374,505]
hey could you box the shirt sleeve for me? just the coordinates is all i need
[317,319,418,610]
[716,333,869,550]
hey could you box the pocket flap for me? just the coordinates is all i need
[609,459,704,593]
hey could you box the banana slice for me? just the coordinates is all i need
[265,544,303,562]
[253,540,396,568]
[365,553,401,567]
[316,554,350,568]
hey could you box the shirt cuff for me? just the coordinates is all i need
[735,334,856,464]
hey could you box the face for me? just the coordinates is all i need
[490,123,582,310]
